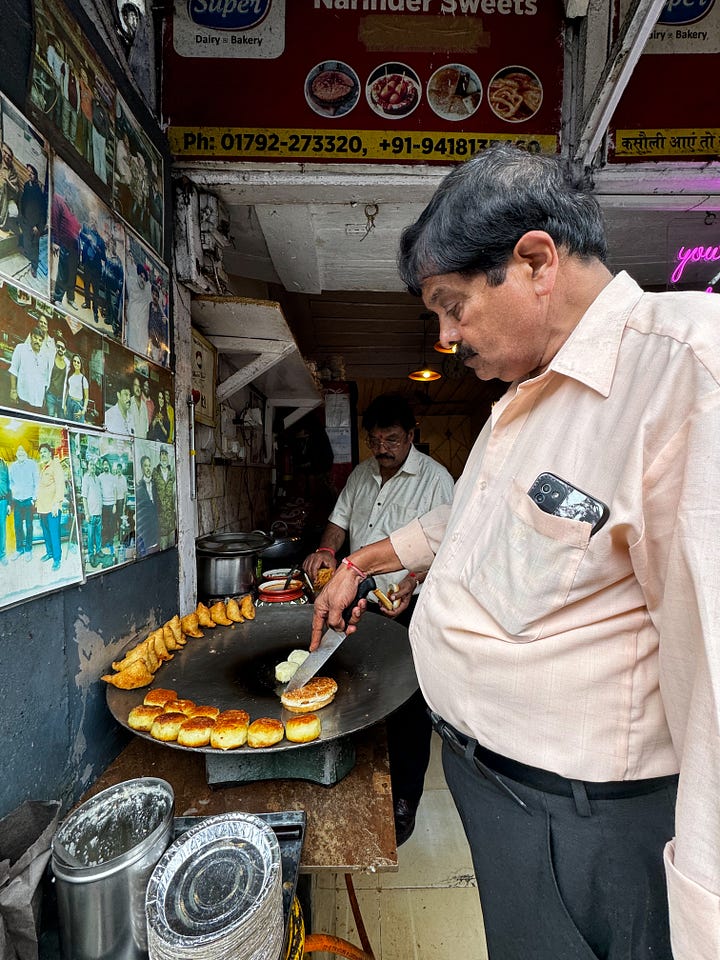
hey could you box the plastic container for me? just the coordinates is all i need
[51,777,175,960]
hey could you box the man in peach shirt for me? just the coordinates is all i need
[312,146,720,960]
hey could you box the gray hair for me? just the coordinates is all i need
[398,145,608,295]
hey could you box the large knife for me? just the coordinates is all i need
[283,576,376,692]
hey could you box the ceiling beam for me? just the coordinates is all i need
[216,342,296,402]
[255,204,322,294]
[574,0,667,168]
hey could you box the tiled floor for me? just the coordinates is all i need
[309,732,489,959]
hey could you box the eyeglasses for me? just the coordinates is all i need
[367,434,407,451]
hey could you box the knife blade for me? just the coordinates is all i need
[283,575,376,692]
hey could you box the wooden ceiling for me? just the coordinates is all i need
[270,285,508,424]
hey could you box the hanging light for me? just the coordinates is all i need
[408,314,442,381]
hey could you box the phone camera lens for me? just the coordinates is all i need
[535,493,544,503]
[541,483,551,494]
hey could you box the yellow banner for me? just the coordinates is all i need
[169,127,558,162]
[616,129,720,158]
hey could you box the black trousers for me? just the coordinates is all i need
[436,716,678,960]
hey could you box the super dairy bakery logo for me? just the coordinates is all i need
[187,0,271,30]
[658,0,715,25]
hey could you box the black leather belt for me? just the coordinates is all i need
[431,713,678,802]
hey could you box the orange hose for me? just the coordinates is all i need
[303,933,374,959]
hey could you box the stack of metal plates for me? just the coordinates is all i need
[145,813,283,960]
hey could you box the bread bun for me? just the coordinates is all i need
[128,704,164,731]
[177,716,215,747]
[189,704,220,720]
[163,698,196,716]
[281,676,338,714]
[285,713,321,743]
[247,717,284,748]
[210,716,250,749]
[217,709,250,724]
[150,712,186,742]
[143,687,178,708]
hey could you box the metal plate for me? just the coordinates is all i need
[106,605,418,755]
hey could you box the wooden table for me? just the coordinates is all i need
[83,725,398,874]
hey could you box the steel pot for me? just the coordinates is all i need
[196,531,273,599]
[52,777,175,960]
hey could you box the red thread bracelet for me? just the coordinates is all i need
[342,557,367,579]
[316,547,335,557]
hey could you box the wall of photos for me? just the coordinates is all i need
[0,0,177,818]
[0,0,174,612]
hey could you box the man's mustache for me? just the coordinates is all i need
[456,342,477,362]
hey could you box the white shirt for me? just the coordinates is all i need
[330,443,454,595]
[128,397,149,439]
[105,403,133,436]
[9,341,53,408]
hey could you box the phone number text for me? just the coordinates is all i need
[169,127,558,161]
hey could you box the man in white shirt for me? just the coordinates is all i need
[128,376,149,439]
[81,459,103,566]
[9,326,53,411]
[105,382,133,436]
[304,393,454,845]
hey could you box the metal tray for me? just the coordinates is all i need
[106,605,418,755]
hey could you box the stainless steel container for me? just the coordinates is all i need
[51,778,175,960]
[195,531,272,599]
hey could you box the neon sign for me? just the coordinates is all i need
[670,244,720,291]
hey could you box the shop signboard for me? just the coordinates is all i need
[164,0,565,163]
[611,0,720,162]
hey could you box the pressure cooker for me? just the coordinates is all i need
[195,531,273,600]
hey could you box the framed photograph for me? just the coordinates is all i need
[68,429,136,575]
[51,157,126,341]
[0,281,105,426]
[124,232,170,368]
[103,338,171,439]
[0,417,83,610]
[0,94,50,301]
[133,438,177,558]
[191,327,216,427]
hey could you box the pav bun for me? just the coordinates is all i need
[285,713,321,743]
[281,676,338,714]
[177,716,215,747]
[210,716,250,750]
[128,704,164,731]
[150,712,187,742]
[247,717,284,748]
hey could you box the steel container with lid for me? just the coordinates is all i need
[51,777,175,960]
[196,531,273,600]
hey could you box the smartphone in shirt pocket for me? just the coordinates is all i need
[528,473,609,536]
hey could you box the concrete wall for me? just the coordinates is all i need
[0,551,178,818]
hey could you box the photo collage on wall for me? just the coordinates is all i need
[0,0,174,612]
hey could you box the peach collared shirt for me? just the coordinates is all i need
[390,272,720,960]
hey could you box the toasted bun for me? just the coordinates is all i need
[143,688,178,708]
[285,713,321,744]
[164,698,196,716]
[281,676,338,714]
[189,704,220,720]
[247,717,284,748]
[210,717,249,750]
[217,709,250,724]
[150,712,186,742]
[177,716,215,747]
[127,704,164,731]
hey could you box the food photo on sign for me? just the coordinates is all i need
[0,94,50,300]
[366,62,422,120]
[69,429,135,573]
[0,417,83,610]
[51,157,126,340]
[0,281,105,426]
[304,61,360,119]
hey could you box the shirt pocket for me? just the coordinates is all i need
[461,478,592,641]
